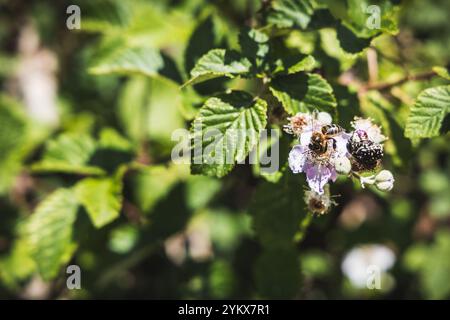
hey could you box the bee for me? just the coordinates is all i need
[309,124,345,155]
[347,130,383,170]
[321,124,345,137]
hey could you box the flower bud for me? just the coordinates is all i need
[375,170,394,192]
[334,156,352,175]
[304,186,336,215]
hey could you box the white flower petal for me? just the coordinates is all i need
[288,145,307,173]
[306,164,332,194]
[317,112,332,126]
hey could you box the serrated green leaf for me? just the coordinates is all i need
[271,54,316,75]
[75,177,123,228]
[336,23,373,54]
[250,171,305,247]
[267,0,316,30]
[183,49,252,87]
[31,133,104,175]
[191,91,268,177]
[89,46,181,84]
[238,28,270,69]
[270,72,337,114]
[184,14,226,74]
[433,67,450,81]
[405,85,450,139]
[26,189,78,280]
[343,0,398,38]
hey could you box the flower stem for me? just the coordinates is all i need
[294,213,314,244]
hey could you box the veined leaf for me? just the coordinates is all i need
[405,85,450,139]
[191,91,268,177]
[433,67,450,81]
[271,54,316,75]
[336,23,373,54]
[75,177,123,228]
[238,28,270,69]
[89,46,181,84]
[270,72,337,114]
[184,14,226,74]
[26,189,78,280]
[183,49,252,87]
[267,0,316,30]
[31,133,104,175]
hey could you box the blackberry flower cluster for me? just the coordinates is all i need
[285,111,394,215]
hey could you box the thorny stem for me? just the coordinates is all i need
[294,213,314,244]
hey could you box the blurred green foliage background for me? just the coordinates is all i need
[0,0,449,299]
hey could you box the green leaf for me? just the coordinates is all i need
[0,239,36,288]
[117,76,149,141]
[271,54,316,75]
[405,85,450,139]
[433,66,450,81]
[89,46,181,84]
[184,14,226,74]
[270,72,337,114]
[419,230,450,299]
[26,189,78,280]
[342,0,398,38]
[238,28,270,69]
[267,0,316,30]
[99,127,133,151]
[75,177,123,228]
[0,96,28,193]
[183,49,252,87]
[118,76,185,146]
[132,164,189,213]
[186,175,222,210]
[191,91,268,177]
[249,170,306,247]
[31,133,104,175]
[336,23,373,54]
[78,0,132,33]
